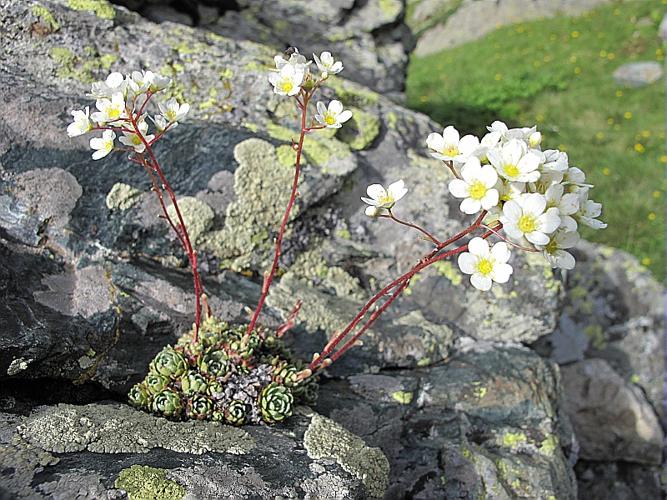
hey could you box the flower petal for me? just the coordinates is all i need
[468,237,490,257]
[471,273,492,291]
[458,253,477,274]
[491,242,511,263]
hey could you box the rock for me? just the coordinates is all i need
[413,0,614,56]
[575,461,665,500]
[613,61,663,88]
[315,346,578,499]
[1,403,388,499]
[560,358,663,465]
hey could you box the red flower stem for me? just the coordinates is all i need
[245,90,310,337]
[129,111,203,342]
[308,221,502,372]
[385,210,441,245]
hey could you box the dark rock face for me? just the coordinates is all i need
[0,0,663,498]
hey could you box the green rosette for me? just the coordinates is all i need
[224,400,247,426]
[149,346,187,379]
[259,383,293,424]
[128,383,152,409]
[199,349,231,377]
[185,394,214,420]
[206,379,225,399]
[180,370,208,395]
[151,389,183,417]
[272,362,298,387]
[145,373,170,394]
[211,409,225,422]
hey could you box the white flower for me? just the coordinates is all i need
[148,72,171,92]
[119,118,154,153]
[497,180,525,203]
[158,98,190,124]
[541,149,568,173]
[89,130,115,160]
[473,131,502,162]
[488,139,541,182]
[361,180,407,210]
[426,126,479,164]
[313,51,343,77]
[488,121,536,143]
[67,106,92,137]
[500,193,561,245]
[365,206,383,217]
[268,64,305,96]
[89,72,126,99]
[151,114,169,132]
[274,49,311,74]
[574,189,607,229]
[315,100,352,128]
[545,184,579,231]
[539,230,579,270]
[458,237,513,291]
[562,166,592,188]
[448,157,499,214]
[91,92,127,124]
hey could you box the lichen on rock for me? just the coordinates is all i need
[66,0,115,20]
[106,182,142,211]
[304,414,389,499]
[165,196,214,243]
[115,465,186,500]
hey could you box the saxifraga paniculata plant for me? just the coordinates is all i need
[68,46,606,426]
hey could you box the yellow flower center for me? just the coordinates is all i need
[325,114,336,125]
[518,214,538,233]
[544,238,558,254]
[442,145,459,157]
[468,181,487,200]
[378,194,394,206]
[166,110,177,122]
[280,80,294,93]
[109,108,121,120]
[504,164,520,178]
[131,135,142,145]
[476,258,493,276]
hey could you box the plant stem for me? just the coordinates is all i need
[129,112,204,342]
[385,210,441,245]
[308,221,501,372]
[245,91,310,337]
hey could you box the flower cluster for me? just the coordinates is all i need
[363,121,606,291]
[268,48,351,128]
[67,70,189,160]
[128,317,317,425]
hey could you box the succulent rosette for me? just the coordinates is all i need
[259,383,294,424]
[180,371,208,395]
[145,373,170,394]
[206,380,225,399]
[225,400,248,426]
[128,383,152,408]
[149,346,187,379]
[186,395,214,420]
[152,389,183,417]
[199,349,231,378]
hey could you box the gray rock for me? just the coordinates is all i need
[413,0,614,56]
[613,61,663,88]
[561,358,663,465]
[1,403,388,499]
[575,460,665,500]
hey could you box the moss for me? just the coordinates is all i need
[336,108,381,150]
[115,465,185,500]
[501,431,527,449]
[304,414,389,498]
[202,138,294,271]
[166,196,214,243]
[31,5,60,31]
[49,46,118,83]
[67,0,115,20]
[433,260,462,285]
[391,391,413,405]
[106,183,142,211]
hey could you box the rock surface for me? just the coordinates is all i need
[613,61,663,88]
[0,0,663,498]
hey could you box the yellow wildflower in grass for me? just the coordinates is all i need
[624,111,632,120]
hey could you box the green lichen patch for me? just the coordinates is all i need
[106,183,142,211]
[433,260,462,285]
[129,316,317,425]
[266,123,353,170]
[304,414,389,499]
[165,196,214,243]
[67,0,115,20]
[18,401,255,454]
[379,0,402,18]
[115,465,185,500]
[202,138,295,270]
[335,107,381,151]
[31,5,60,31]
[326,77,380,108]
[391,391,413,405]
[501,431,528,450]
[49,46,117,83]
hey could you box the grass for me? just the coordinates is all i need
[406,0,666,281]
